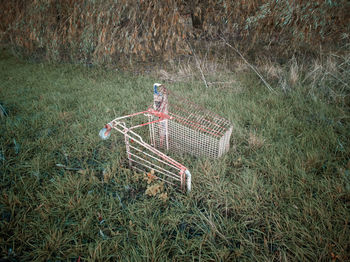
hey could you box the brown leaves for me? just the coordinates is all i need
[145,183,163,196]
[144,169,157,184]
[142,169,169,202]
[145,183,168,202]
[132,170,168,202]
[158,192,168,202]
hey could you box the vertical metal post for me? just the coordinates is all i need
[163,90,169,151]
[148,115,154,146]
[124,130,132,168]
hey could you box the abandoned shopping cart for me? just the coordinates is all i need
[99,83,233,192]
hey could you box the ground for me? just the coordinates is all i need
[0,50,349,261]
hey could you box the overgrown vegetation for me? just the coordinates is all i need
[1,0,349,65]
[0,44,349,260]
[0,0,349,260]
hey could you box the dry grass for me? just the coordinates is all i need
[2,0,349,66]
[248,132,265,150]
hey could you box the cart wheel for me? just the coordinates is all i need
[99,125,111,140]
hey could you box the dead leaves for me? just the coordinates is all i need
[144,170,169,202]
[158,192,168,202]
[145,183,163,196]
[145,183,168,202]
[233,157,243,168]
[132,169,168,202]
[145,169,157,184]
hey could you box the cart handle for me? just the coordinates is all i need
[99,123,112,140]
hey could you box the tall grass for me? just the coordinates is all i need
[0,49,349,261]
[1,0,349,65]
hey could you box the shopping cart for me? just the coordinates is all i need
[99,84,233,192]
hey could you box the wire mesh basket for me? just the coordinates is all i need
[99,84,233,192]
[149,85,233,158]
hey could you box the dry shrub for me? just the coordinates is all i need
[0,0,349,65]
[157,49,231,85]
[1,0,193,64]
[258,58,283,80]
[289,56,301,87]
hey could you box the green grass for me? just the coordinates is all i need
[0,50,349,261]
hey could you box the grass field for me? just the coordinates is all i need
[0,49,349,261]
